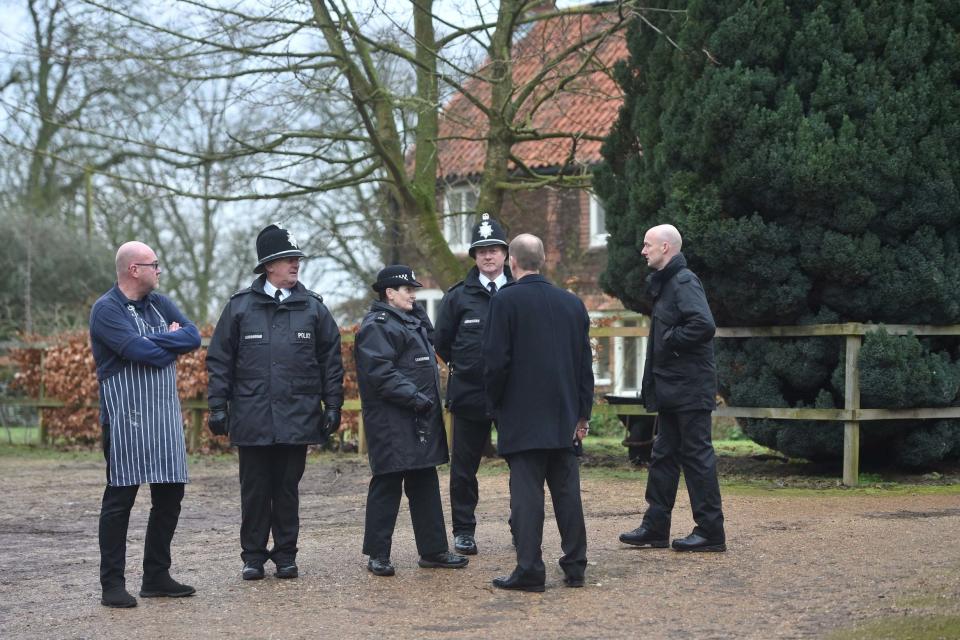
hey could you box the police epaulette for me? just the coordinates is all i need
[307,290,324,303]
[446,280,465,292]
[374,312,388,323]
[230,287,252,298]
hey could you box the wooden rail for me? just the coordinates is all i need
[4,322,960,486]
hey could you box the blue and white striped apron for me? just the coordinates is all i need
[101,302,189,486]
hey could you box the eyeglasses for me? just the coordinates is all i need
[134,261,160,270]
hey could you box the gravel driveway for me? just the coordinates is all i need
[0,452,958,639]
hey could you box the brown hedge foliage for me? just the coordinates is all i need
[10,326,362,448]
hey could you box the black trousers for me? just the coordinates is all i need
[641,410,725,540]
[238,445,307,565]
[99,483,184,590]
[506,449,587,583]
[449,414,495,536]
[362,467,448,560]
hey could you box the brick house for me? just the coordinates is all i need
[420,3,646,395]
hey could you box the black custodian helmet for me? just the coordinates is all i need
[254,224,306,273]
[468,213,508,258]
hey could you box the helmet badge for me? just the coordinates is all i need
[478,220,494,239]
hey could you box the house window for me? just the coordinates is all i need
[417,288,443,324]
[592,336,612,386]
[590,312,615,386]
[589,193,608,248]
[443,185,479,253]
[614,316,647,394]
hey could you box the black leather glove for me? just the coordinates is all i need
[208,404,229,437]
[322,408,341,440]
[413,392,434,413]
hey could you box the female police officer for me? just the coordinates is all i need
[355,265,468,576]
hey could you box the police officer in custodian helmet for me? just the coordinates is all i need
[433,213,513,555]
[206,224,345,581]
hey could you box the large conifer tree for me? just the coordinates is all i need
[596,0,960,466]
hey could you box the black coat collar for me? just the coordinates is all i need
[502,273,549,290]
[646,253,687,299]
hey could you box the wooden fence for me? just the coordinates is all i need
[3,323,960,486]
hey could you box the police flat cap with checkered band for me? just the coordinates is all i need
[372,265,424,292]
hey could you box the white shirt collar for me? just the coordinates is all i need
[478,272,507,289]
[263,280,290,301]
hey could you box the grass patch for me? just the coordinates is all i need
[827,608,960,640]
[0,425,41,445]
[827,615,960,640]
[0,441,101,462]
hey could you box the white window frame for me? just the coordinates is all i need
[613,315,647,395]
[591,337,613,387]
[589,312,614,386]
[417,288,444,324]
[588,192,609,248]
[443,184,479,253]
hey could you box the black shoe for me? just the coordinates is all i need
[563,575,585,588]
[418,552,469,569]
[367,557,395,577]
[671,532,726,552]
[139,574,196,598]
[275,563,298,579]
[242,561,265,580]
[454,534,478,555]
[492,573,545,593]
[101,586,137,608]
[619,526,669,548]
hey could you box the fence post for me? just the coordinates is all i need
[38,349,48,445]
[189,405,203,452]
[444,409,453,448]
[843,334,862,486]
[358,412,366,455]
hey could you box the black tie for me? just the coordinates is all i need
[488,282,498,295]
[275,289,283,303]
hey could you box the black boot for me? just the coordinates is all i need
[139,573,196,598]
[101,586,137,608]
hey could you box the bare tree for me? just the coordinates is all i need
[69,0,636,290]
[0,0,163,332]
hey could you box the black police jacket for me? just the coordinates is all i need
[434,265,513,418]
[640,253,718,413]
[206,276,344,446]
[355,301,449,476]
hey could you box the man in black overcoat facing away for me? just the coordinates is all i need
[482,233,593,592]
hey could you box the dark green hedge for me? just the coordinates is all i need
[597,0,960,467]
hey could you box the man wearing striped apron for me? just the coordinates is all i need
[89,241,201,608]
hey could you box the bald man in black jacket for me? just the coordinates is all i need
[483,234,593,592]
[618,224,725,553]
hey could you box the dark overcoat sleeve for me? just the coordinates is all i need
[481,293,511,411]
[433,290,456,363]
[577,302,594,420]
[206,300,237,407]
[316,306,345,410]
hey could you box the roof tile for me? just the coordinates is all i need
[437,10,628,180]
